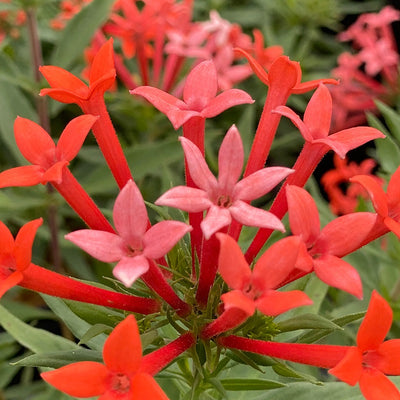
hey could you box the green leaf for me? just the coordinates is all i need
[12,348,102,369]
[50,0,115,69]
[272,362,322,385]
[277,313,342,333]
[376,101,400,143]
[0,304,78,353]
[221,378,285,391]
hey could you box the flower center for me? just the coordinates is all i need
[217,194,232,208]
[111,373,131,394]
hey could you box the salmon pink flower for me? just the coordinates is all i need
[329,291,400,400]
[41,315,170,399]
[66,179,192,287]
[156,125,292,239]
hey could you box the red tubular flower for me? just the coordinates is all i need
[40,39,133,189]
[201,234,311,339]
[329,291,400,400]
[0,116,113,233]
[285,185,379,298]
[41,315,170,399]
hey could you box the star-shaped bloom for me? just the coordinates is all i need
[274,83,385,158]
[351,166,400,239]
[286,185,379,298]
[0,218,42,298]
[65,180,192,287]
[41,315,169,400]
[156,125,293,239]
[39,39,116,107]
[131,59,254,130]
[329,291,400,400]
[218,233,312,317]
[0,115,97,187]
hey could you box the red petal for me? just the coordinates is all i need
[328,347,363,385]
[217,126,243,194]
[221,289,256,316]
[253,236,301,290]
[56,115,98,161]
[216,233,251,290]
[130,373,170,400]
[313,255,363,298]
[0,220,14,253]
[14,218,42,271]
[0,166,44,188]
[291,77,338,94]
[14,117,55,165]
[89,39,115,84]
[385,217,400,239]
[41,362,108,397]
[286,185,320,245]
[357,291,393,352]
[0,271,24,298]
[359,368,400,400]
[376,339,400,375]
[255,289,312,316]
[268,56,300,91]
[303,84,332,139]
[42,161,68,184]
[103,315,142,374]
[235,48,269,85]
[183,60,217,109]
[387,165,400,209]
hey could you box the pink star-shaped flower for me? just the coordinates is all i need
[66,180,192,287]
[156,125,293,239]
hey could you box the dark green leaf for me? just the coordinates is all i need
[277,313,342,333]
[221,378,285,391]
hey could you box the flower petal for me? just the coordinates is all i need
[41,362,108,397]
[229,200,284,232]
[216,233,251,290]
[221,289,256,316]
[235,48,269,85]
[42,161,68,184]
[217,125,243,194]
[201,205,231,239]
[89,39,115,85]
[65,230,125,262]
[376,339,400,375]
[183,60,218,109]
[0,166,44,188]
[385,217,400,239]
[14,117,55,165]
[255,289,312,316]
[313,255,363,298]
[113,256,149,287]
[143,220,192,259]
[130,373,170,400]
[0,221,14,254]
[328,347,363,386]
[359,368,400,400]
[233,167,293,201]
[103,315,142,374]
[387,165,400,209]
[357,290,393,352]
[113,180,148,247]
[56,115,98,161]
[155,186,212,212]
[0,271,24,298]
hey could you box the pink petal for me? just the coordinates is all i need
[201,205,231,239]
[216,233,251,290]
[131,86,198,129]
[221,289,256,316]
[113,180,147,247]
[328,347,363,386]
[41,362,108,397]
[56,115,98,161]
[155,186,212,212]
[253,236,301,291]
[357,290,393,352]
[14,117,55,165]
[229,200,284,231]
[359,368,400,400]
[217,125,243,194]
[65,230,125,262]
[183,60,218,109]
[233,167,293,201]
[273,106,313,142]
[113,255,149,287]
[314,127,385,159]
[179,136,218,193]
[14,218,43,271]
[303,84,332,139]
[201,89,254,118]
[0,166,44,188]
[286,185,320,246]
[143,220,192,259]
[313,255,363,298]
[103,315,142,374]
[255,289,312,316]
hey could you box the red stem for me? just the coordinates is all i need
[218,335,350,369]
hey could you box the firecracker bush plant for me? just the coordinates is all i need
[1,0,400,399]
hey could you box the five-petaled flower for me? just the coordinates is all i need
[329,290,400,400]
[41,315,169,399]
[66,179,192,287]
[156,125,293,239]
